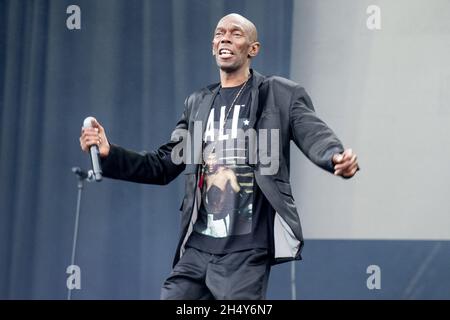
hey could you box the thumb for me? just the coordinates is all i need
[91,118,103,131]
[343,148,353,160]
[333,153,343,163]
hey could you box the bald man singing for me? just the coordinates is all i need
[80,13,359,300]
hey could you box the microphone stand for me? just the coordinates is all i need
[68,167,95,300]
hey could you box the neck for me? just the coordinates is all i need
[220,67,250,88]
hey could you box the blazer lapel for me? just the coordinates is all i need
[247,87,259,129]
[196,86,219,135]
[191,85,220,165]
[248,70,266,129]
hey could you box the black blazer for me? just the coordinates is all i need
[101,70,345,266]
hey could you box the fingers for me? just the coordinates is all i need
[80,136,101,150]
[341,149,354,163]
[332,148,353,163]
[334,160,356,176]
[334,154,357,171]
[339,161,358,175]
[82,127,99,134]
[342,163,359,177]
[79,136,88,152]
[342,148,353,161]
[80,127,102,151]
[334,149,358,177]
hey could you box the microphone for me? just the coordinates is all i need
[83,116,103,182]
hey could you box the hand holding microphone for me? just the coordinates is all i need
[79,116,110,181]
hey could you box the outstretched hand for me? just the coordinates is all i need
[332,149,359,178]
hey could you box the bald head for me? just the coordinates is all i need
[212,13,260,76]
[217,13,258,43]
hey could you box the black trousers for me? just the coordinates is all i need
[160,247,271,300]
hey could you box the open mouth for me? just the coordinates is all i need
[219,48,234,58]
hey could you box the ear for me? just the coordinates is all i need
[248,42,260,58]
[212,41,216,56]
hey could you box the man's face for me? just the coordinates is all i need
[212,16,257,73]
[205,153,219,174]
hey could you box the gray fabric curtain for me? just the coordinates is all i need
[0,0,293,299]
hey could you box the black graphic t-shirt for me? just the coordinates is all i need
[186,78,275,254]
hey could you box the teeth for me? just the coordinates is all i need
[220,49,232,55]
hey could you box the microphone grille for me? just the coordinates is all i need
[83,116,95,128]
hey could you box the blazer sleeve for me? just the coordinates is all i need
[100,103,189,185]
[289,85,344,173]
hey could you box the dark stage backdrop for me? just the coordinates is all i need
[0,0,293,299]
